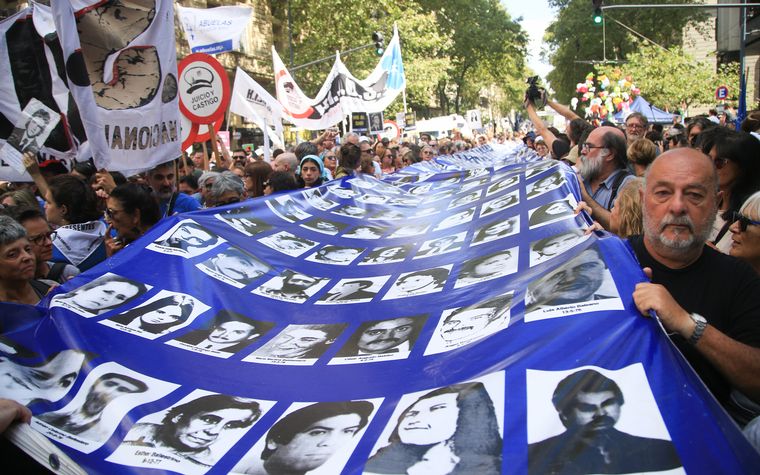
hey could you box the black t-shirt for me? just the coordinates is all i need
[629,236,760,415]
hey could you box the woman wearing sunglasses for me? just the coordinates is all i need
[729,191,760,274]
[104,183,160,257]
[699,128,760,253]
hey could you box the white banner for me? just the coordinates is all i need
[176,5,252,55]
[0,4,83,181]
[229,67,284,147]
[273,25,406,130]
[52,0,181,171]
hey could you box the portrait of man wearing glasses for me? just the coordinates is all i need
[149,220,222,258]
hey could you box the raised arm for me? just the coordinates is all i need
[547,98,583,122]
[22,151,50,200]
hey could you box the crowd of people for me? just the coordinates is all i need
[2,96,760,457]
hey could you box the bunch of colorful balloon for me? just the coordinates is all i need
[570,71,640,123]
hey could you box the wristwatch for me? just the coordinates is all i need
[688,313,708,345]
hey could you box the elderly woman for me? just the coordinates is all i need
[105,183,160,256]
[0,215,53,304]
[365,382,502,475]
[699,128,760,253]
[729,190,760,274]
[208,171,245,208]
[321,147,338,179]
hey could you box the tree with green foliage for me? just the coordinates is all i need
[544,0,703,102]
[596,43,739,116]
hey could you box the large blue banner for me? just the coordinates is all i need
[1,144,758,474]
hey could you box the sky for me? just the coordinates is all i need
[501,0,556,80]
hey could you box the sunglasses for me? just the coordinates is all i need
[732,212,760,232]
[104,208,123,219]
[580,143,605,151]
[217,197,241,206]
[713,157,729,170]
[263,181,271,188]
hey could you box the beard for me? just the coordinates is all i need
[643,211,714,252]
[579,154,603,182]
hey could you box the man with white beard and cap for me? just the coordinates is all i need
[630,147,760,425]
[576,126,634,229]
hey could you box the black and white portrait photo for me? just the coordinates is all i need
[524,246,623,321]
[266,195,312,223]
[305,245,365,266]
[252,270,329,304]
[386,224,430,239]
[413,232,467,259]
[527,365,682,475]
[332,315,427,363]
[530,230,591,266]
[1,99,59,167]
[342,225,387,240]
[369,209,407,221]
[454,247,519,288]
[258,231,318,257]
[316,276,390,304]
[479,190,520,218]
[359,245,413,265]
[196,247,270,288]
[369,112,384,134]
[356,193,389,205]
[526,171,566,199]
[32,362,178,453]
[101,290,210,339]
[244,324,346,365]
[50,273,151,317]
[331,204,367,218]
[525,160,559,179]
[168,310,273,357]
[433,207,475,231]
[147,220,224,258]
[299,218,349,236]
[486,174,520,196]
[108,390,273,474]
[365,372,504,475]
[0,349,88,405]
[425,293,513,355]
[232,400,378,475]
[326,185,358,200]
[528,196,578,229]
[382,265,452,300]
[301,188,339,210]
[472,216,520,246]
[216,212,273,237]
[447,190,483,210]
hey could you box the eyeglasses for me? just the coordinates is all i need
[713,157,729,170]
[732,212,760,232]
[263,180,271,188]
[626,123,645,130]
[580,143,605,152]
[204,183,214,190]
[104,208,124,219]
[324,156,336,160]
[28,231,56,245]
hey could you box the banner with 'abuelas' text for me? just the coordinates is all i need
[52,0,181,171]
[176,5,252,55]
[1,144,759,474]
[273,25,406,130]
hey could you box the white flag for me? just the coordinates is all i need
[230,67,284,146]
[176,5,252,55]
[52,0,181,171]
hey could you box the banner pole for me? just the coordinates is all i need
[209,123,220,168]
[263,118,271,163]
[200,142,209,171]
[403,88,408,114]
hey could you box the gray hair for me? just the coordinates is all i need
[0,215,27,246]
[346,132,360,140]
[740,190,760,221]
[210,171,245,199]
[198,171,220,188]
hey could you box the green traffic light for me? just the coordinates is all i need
[594,15,603,24]
[375,47,384,56]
